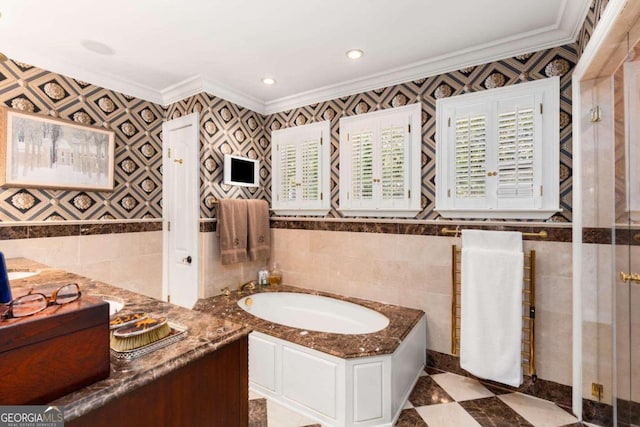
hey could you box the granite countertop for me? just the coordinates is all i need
[193,284,425,359]
[4,258,250,421]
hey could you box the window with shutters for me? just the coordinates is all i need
[339,103,421,217]
[435,77,560,219]
[271,121,330,215]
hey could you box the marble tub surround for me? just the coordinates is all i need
[193,284,425,359]
[4,258,250,421]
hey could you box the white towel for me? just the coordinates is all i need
[460,229,524,387]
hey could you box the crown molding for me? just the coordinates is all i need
[566,0,593,43]
[8,53,165,105]
[8,0,589,117]
[200,80,266,114]
[159,75,206,106]
[262,25,578,114]
[262,41,570,114]
[160,75,265,113]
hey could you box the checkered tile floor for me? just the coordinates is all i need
[249,370,596,426]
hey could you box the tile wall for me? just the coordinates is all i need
[1,230,162,299]
[271,228,574,388]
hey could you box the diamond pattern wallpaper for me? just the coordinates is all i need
[0,60,164,221]
[165,94,270,219]
[577,0,611,57]
[0,0,611,224]
[265,44,578,222]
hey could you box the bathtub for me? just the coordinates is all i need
[237,292,389,334]
[237,292,426,427]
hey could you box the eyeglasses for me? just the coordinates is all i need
[0,283,82,320]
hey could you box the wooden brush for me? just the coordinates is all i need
[111,317,171,352]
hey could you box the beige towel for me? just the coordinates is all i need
[246,199,271,262]
[216,199,248,265]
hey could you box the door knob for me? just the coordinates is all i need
[174,158,183,164]
[182,256,192,264]
[620,272,640,283]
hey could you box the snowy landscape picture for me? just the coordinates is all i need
[0,109,115,190]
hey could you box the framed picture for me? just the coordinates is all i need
[0,107,115,191]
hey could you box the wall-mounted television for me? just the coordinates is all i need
[223,154,260,187]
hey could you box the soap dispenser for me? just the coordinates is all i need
[0,252,12,304]
[269,263,282,286]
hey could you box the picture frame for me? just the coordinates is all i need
[0,107,115,191]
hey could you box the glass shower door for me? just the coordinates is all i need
[616,38,640,427]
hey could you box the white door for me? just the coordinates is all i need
[162,113,199,308]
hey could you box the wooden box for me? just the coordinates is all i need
[0,295,110,404]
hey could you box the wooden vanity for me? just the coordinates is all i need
[67,336,248,427]
[4,258,250,427]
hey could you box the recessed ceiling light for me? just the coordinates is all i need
[346,49,364,60]
[262,77,276,85]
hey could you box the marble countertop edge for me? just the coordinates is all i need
[4,258,251,421]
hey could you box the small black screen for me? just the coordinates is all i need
[230,157,255,184]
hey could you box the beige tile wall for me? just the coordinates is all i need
[271,228,573,387]
[1,232,163,299]
[199,232,265,298]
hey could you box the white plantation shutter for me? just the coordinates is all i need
[497,107,535,200]
[279,143,297,203]
[271,121,331,215]
[351,129,375,202]
[436,77,559,219]
[301,138,320,201]
[380,124,406,201]
[494,93,542,210]
[339,103,421,217]
[454,114,487,199]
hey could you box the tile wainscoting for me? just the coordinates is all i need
[0,221,162,298]
[270,225,573,385]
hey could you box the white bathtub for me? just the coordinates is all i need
[237,292,389,334]
[237,291,426,427]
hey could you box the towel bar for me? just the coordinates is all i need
[450,245,537,381]
[441,227,547,239]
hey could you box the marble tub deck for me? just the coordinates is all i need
[4,258,250,421]
[193,284,425,359]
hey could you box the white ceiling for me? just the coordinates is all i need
[0,0,590,114]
